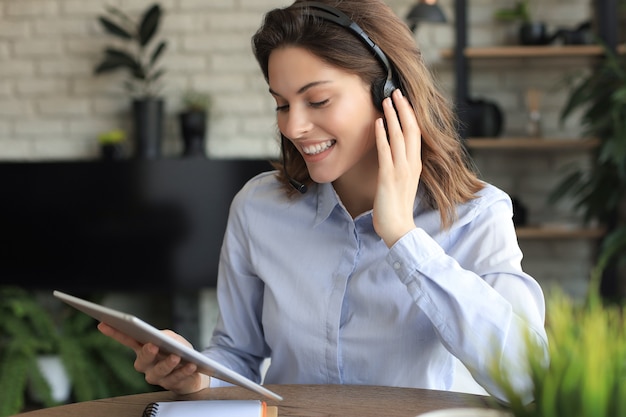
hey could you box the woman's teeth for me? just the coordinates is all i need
[302,140,336,155]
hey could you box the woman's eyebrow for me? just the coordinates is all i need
[269,80,332,97]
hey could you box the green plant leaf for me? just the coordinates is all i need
[149,68,165,82]
[547,170,584,205]
[150,40,167,67]
[94,3,167,98]
[553,40,626,277]
[94,48,141,75]
[0,346,32,416]
[596,226,626,272]
[97,16,132,40]
[104,6,135,32]
[139,4,162,47]
[494,1,530,23]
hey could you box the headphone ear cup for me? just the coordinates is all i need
[371,78,400,112]
[371,78,387,112]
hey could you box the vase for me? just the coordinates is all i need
[519,22,549,45]
[133,98,164,159]
[179,110,207,157]
[28,355,71,404]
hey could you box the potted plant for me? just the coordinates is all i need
[97,129,127,160]
[488,268,626,417]
[549,44,626,298]
[494,1,549,45]
[178,90,211,157]
[0,286,153,416]
[94,3,167,159]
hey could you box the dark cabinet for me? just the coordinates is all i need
[0,159,272,293]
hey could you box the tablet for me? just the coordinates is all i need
[53,290,283,402]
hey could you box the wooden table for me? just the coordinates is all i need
[15,385,495,417]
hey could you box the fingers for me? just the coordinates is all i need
[98,322,205,393]
[142,352,206,395]
[134,342,162,372]
[376,89,421,172]
[384,89,420,162]
[140,348,194,384]
[98,322,143,351]
[373,89,422,247]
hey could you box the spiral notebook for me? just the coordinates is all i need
[142,400,278,417]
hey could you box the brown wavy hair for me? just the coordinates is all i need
[252,0,483,229]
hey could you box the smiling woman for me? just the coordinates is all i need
[96,0,548,405]
[268,46,378,193]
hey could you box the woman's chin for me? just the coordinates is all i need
[307,171,338,185]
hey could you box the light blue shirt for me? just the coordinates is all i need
[203,171,548,399]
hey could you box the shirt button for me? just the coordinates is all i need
[393,261,402,270]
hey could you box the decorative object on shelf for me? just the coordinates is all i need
[98,129,126,160]
[94,3,167,159]
[178,90,211,158]
[488,273,626,417]
[405,0,447,32]
[552,20,593,45]
[525,88,542,137]
[550,44,626,295]
[0,286,154,417]
[494,1,549,46]
[465,98,504,138]
[133,97,164,159]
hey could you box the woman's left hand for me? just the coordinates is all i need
[373,88,422,248]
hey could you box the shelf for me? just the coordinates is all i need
[442,44,626,59]
[465,138,600,150]
[516,226,605,240]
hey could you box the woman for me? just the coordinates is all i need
[100,0,548,401]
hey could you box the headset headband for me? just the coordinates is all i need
[292,1,396,96]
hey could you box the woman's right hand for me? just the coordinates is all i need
[97,322,210,395]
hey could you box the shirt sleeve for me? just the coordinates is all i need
[387,194,548,401]
[201,184,270,385]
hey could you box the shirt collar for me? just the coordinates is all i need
[314,182,343,227]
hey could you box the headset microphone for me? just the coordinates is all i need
[288,177,308,194]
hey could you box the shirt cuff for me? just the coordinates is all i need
[386,227,444,283]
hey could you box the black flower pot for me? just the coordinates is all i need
[179,110,207,157]
[100,143,124,160]
[133,98,164,159]
[519,22,549,45]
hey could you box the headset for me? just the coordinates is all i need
[284,1,402,193]
[292,1,400,112]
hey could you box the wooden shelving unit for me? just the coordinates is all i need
[516,226,605,240]
[466,138,603,240]
[449,0,620,245]
[465,138,600,150]
[442,44,626,59]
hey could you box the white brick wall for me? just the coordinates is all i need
[0,0,600,296]
[0,0,593,159]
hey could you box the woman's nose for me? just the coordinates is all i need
[282,108,313,139]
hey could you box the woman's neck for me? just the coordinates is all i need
[332,155,378,219]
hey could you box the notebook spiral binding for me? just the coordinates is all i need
[142,402,160,417]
